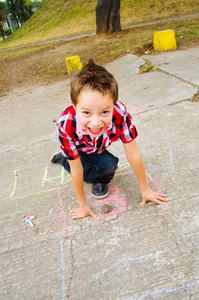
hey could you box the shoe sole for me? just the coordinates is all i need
[91,191,109,199]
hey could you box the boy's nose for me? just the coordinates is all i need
[91,116,102,127]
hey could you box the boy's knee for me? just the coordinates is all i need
[98,155,118,174]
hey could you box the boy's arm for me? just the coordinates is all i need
[68,157,96,219]
[123,140,168,205]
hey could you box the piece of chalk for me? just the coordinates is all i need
[23,215,31,222]
[29,222,34,227]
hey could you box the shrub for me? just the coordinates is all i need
[5,28,12,36]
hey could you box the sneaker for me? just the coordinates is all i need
[92,183,108,199]
[51,152,62,164]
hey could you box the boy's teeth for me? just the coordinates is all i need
[91,128,100,132]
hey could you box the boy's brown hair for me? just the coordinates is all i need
[70,59,118,105]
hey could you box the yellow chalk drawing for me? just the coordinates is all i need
[10,165,71,200]
[115,162,131,175]
[42,166,65,187]
[10,170,18,199]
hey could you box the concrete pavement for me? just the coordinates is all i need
[0,47,199,299]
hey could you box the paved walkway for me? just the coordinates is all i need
[0,47,199,299]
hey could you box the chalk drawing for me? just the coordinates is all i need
[51,131,59,143]
[58,211,199,299]
[96,251,163,286]
[93,232,132,245]
[169,212,199,249]
[10,164,71,200]
[114,140,174,177]
[138,141,174,171]
[58,211,199,248]
[57,185,127,236]
[146,172,162,192]
[127,105,141,121]
[42,165,65,186]
[124,281,199,299]
[57,184,73,237]
[59,237,66,300]
[10,170,17,199]
[145,172,169,210]
[7,141,198,299]
[14,163,47,172]
[95,186,127,219]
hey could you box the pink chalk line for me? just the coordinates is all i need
[146,172,169,210]
[57,185,127,236]
[127,105,141,121]
[95,186,127,219]
[57,176,167,235]
[57,190,66,237]
[57,184,73,236]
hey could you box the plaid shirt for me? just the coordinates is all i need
[57,101,138,160]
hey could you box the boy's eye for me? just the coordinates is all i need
[83,111,90,116]
[102,110,109,115]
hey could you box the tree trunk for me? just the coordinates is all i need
[96,0,121,34]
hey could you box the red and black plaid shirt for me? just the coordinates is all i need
[57,101,138,160]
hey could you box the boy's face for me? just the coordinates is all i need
[74,89,114,137]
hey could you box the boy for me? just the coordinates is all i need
[51,59,168,219]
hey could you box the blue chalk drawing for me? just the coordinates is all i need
[124,281,199,299]
[96,251,164,286]
[138,141,174,171]
[93,232,132,245]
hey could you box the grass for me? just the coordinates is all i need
[93,19,199,64]
[0,18,198,68]
[139,62,158,74]
[0,44,54,59]
[0,0,199,49]
[0,2,198,98]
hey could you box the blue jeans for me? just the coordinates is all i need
[62,150,119,184]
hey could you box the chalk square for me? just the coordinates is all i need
[138,141,174,172]
[10,164,69,200]
[61,212,199,299]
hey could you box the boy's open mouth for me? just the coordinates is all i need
[88,127,103,135]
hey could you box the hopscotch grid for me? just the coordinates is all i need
[6,139,199,299]
[9,140,173,199]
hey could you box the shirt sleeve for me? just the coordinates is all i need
[57,126,79,160]
[119,105,138,143]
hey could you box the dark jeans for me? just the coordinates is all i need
[62,150,119,184]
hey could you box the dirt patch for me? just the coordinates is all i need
[0,35,108,97]
[0,20,199,98]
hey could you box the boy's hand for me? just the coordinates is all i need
[140,187,168,206]
[69,205,96,220]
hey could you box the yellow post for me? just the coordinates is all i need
[65,55,83,77]
[153,30,176,51]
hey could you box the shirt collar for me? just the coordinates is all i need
[76,115,88,138]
